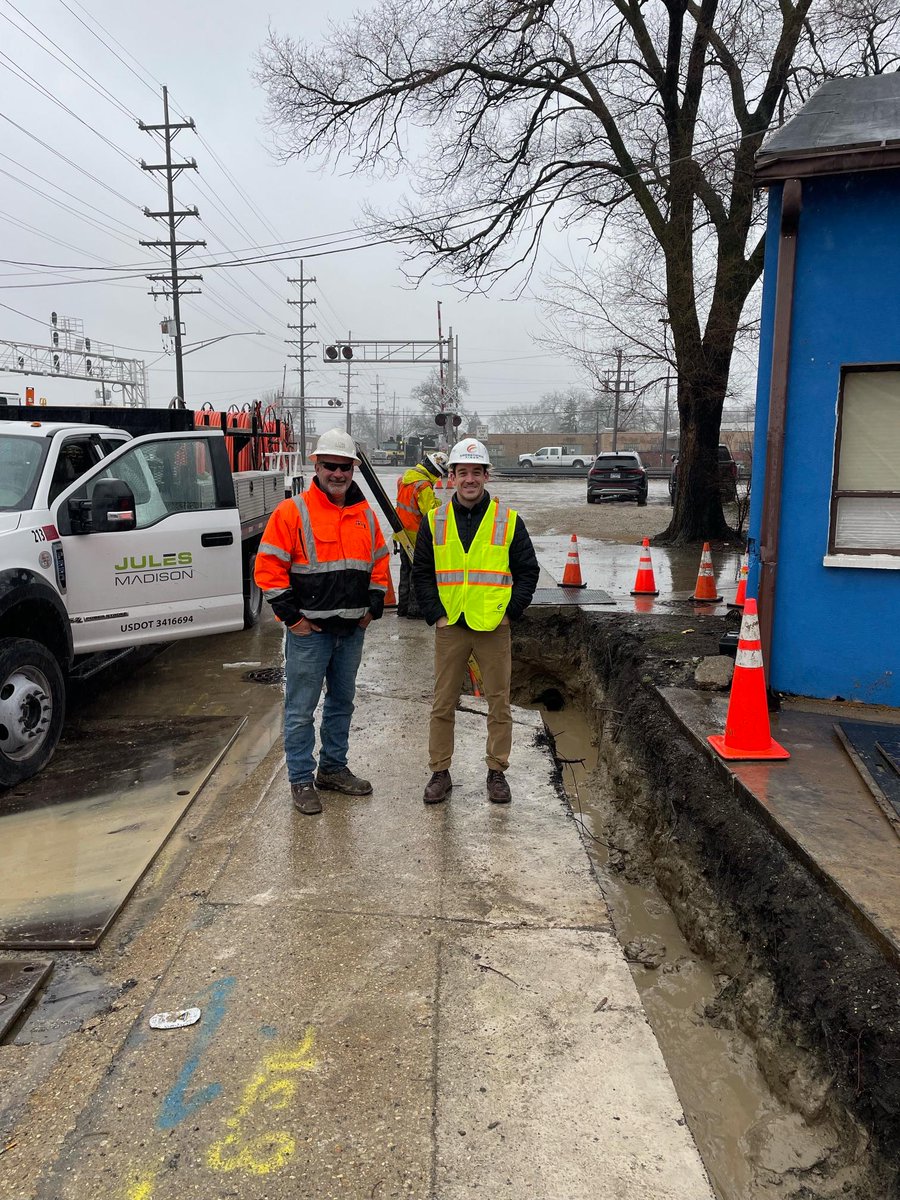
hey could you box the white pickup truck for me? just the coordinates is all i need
[517,445,589,468]
[0,420,281,786]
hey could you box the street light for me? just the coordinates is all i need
[180,331,265,357]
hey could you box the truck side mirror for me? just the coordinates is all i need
[91,478,137,533]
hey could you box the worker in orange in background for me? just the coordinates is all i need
[255,428,390,816]
[394,450,448,618]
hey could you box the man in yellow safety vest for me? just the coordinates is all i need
[412,438,539,805]
[394,451,448,618]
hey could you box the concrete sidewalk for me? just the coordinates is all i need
[27,618,713,1200]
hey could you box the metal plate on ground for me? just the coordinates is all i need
[0,717,244,950]
[0,958,53,1039]
[531,587,615,606]
[834,721,900,838]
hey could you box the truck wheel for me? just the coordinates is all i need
[243,554,264,629]
[573,459,585,468]
[520,460,533,468]
[0,638,66,788]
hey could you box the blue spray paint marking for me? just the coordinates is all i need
[157,976,236,1130]
[259,1025,278,1039]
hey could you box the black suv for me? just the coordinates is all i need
[587,452,648,506]
[669,444,737,505]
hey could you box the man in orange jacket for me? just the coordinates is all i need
[255,428,391,815]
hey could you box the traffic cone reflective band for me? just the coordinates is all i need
[558,534,587,588]
[384,565,398,609]
[630,538,659,596]
[730,553,748,609]
[690,542,722,602]
[707,599,789,761]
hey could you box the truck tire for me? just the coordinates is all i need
[520,459,533,468]
[243,553,264,629]
[0,638,66,788]
[572,459,585,468]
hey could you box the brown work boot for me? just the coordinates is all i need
[291,781,322,815]
[315,767,373,795]
[486,769,511,804]
[423,770,452,805]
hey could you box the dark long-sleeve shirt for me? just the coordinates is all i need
[412,491,540,627]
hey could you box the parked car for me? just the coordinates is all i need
[587,452,648,505]
[669,444,738,505]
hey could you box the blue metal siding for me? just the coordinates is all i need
[750,170,900,704]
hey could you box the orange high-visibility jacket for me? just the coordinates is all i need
[255,479,390,632]
[395,464,440,543]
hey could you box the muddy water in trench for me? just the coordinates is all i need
[540,704,816,1200]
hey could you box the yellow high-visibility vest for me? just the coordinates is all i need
[429,499,516,631]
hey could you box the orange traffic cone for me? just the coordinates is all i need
[630,538,659,596]
[434,476,443,490]
[690,542,722,603]
[558,534,587,589]
[730,553,748,609]
[707,599,789,761]
[384,564,398,609]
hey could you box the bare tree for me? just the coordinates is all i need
[257,0,900,542]
[409,366,473,427]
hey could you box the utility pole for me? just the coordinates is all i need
[287,260,316,462]
[345,330,353,436]
[374,375,381,446]
[139,86,205,406]
[661,371,672,466]
[600,349,635,451]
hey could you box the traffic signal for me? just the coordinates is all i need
[52,331,59,347]
[452,414,462,427]
[52,354,60,371]
[326,398,343,406]
[435,412,446,426]
[324,344,354,361]
[85,338,91,352]
[86,358,93,375]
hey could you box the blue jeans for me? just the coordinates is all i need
[283,626,365,784]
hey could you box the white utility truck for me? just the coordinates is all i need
[517,445,589,468]
[0,419,281,786]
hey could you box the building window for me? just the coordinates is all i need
[830,368,900,555]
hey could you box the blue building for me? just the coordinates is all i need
[749,75,900,706]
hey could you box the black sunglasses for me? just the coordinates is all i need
[318,460,354,472]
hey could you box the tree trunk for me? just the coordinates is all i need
[655,368,735,545]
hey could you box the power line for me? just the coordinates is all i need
[0,0,137,120]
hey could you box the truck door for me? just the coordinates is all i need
[53,432,244,654]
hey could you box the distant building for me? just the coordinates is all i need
[750,74,900,706]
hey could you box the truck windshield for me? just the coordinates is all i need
[0,435,50,512]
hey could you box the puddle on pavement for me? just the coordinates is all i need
[539,702,833,1200]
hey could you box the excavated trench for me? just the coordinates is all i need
[511,607,900,1200]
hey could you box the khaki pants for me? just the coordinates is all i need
[429,622,512,773]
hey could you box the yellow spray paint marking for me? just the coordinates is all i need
[207,1028,317,1175]
[126,1172,155,1200]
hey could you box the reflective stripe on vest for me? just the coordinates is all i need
[429,500,516,631]
[288,495,379,575]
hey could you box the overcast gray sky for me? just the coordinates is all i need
[0,0,592,432]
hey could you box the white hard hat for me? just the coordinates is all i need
[309,427,360,463]
[448,438,491,467]
[424,451,448,477]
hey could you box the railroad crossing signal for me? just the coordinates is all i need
[324,344,354,361]
[435,412,461,427]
